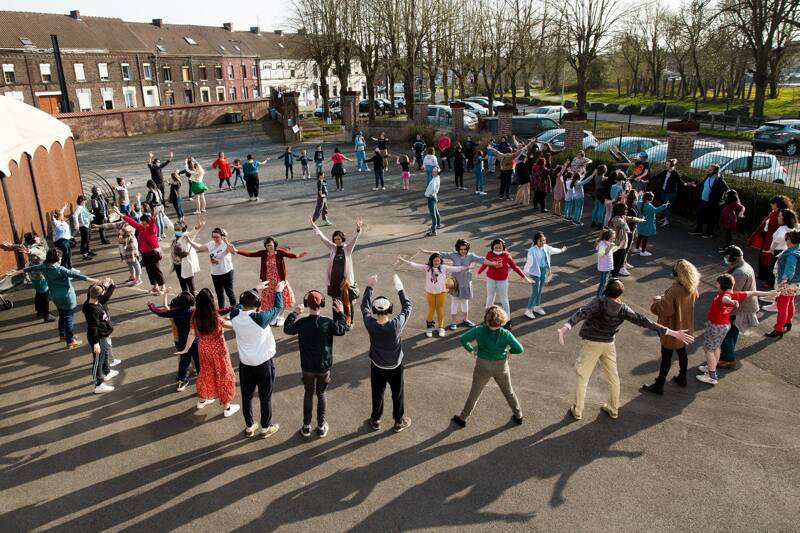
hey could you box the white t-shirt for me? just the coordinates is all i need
[423,154,438,168]
[207,240,233,275]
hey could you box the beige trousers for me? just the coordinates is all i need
[573,340,620,417]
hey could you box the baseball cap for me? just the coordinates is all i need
[639,151,648,158]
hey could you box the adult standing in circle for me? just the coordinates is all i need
[168,171,185,223]
[371,132,390,171]
[3,232,52,321]
[330,147,352,191]
[748,195,792,288]
[423,147,439,184]
[530,157,552,213]
[488,140,535,201]
[652,159,687,228]
[144,180,165,240]
[423,167,441,237]
[437,133,452,172]
[186,227,237,308]
[211,152,233,191]
[689,164,728,238]
[147,151,172,202]
[242,154,270,202]
[354,132,368,171]
[187,157,208,214]
[171,216,205,295]
[117,206,165,295]
[719,246,759,366]
[641,259,700,394]
[90,186,111,245]
[766,209,800,294]
[766,230,800,339]
[233,236,307,326]
[311,216,363,327]
[51,203,74,270]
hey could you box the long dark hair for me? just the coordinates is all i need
[193,289,219,336]
[426,252,443,272]
[170,291,195,309]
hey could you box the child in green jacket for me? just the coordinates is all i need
[452,305,524,427]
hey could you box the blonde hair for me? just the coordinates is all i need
[674,259,700,297]
[484,305,508,328]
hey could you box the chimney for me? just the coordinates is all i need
[223,22,233,32]
[152,18,163,27]
[250,26,260,34]
[274,29,283,36]
[69,10,80,19]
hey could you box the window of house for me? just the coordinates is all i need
[98,63,109,81]
[252,64,258,78]
[290,69,295,78]
[74,63,85,81]
[39,64,52,82]
[184,37,198,45]
[241,65,247,78]
[19,37,33,46]
[156,44,166,53]
[165,90,175,105]
[200,87,211,102]
[76,88,92,111]
[252,85,259,97]
[121,63,131,81]
[143,63,152,80]
[199,65,207,80]
[162,66,172,81]
[3,64,16,84]
[229,86,236,100]
[243,86,249,99]
[216,86,225,101]
[101,88,114,110]
[184,89,193,103]
[215,65,223,80]
[123,87,136,108]
[4,91,24,102]
[227,64,234,80]
[181,66,191,82]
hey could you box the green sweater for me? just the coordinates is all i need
[460,325,524,361]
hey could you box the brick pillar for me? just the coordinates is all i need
[563,112,587,151]
[341,90,359,134]
[414,102,428,126]
[450,101,465,137]
[497,105,514,138]
[666,120,699,165]
[282,91,301,143]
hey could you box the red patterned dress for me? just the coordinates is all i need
[236,248,297,311]
[193,316,236,404]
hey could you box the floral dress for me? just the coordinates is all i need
[553,172,566,202]
[193,316,235,404]
[261,253,295,311]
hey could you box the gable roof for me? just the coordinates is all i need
[125,21,258,58]
[232,31,308,61]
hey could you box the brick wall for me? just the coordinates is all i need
[57,98,271,142]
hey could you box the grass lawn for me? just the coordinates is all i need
[533,88,800,117]
[590,120,754,141]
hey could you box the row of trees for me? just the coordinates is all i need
[292,0,800,118]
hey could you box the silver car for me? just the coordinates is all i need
[535,128,599,150]
[644,141,724,163]
[690,150,788,182]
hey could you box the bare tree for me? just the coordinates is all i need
[642,2,668,95]
[350,0,382,119]
[292,0,335,117]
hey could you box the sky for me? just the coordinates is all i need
[2,0,295,32]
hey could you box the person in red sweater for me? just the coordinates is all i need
[113,205,164,294]
[477,238,534,329]
[211,152,233,191]
[232,236,307,326]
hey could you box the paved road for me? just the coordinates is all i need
[1,123,798,531]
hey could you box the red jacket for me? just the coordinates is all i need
[212,157,232,178]
[122,215,159,253]
[236,248,298,281]
[747,209,781,264]
[477,251,526,281]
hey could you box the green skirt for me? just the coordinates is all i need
[190,180,208,194]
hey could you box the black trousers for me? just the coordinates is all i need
[532,190,548,211]
[499,170,512,199]
[414,152,423,170]
[34,291,50,317]
[244,174,259,198]
[611,248,627,277]
[285,165,294,179]
[454,167,464,188]
[694,200,718,236]
[370,363,404,423]
[302,370,331,427]
[240,359,275,428]
[174,263,196,295]
[79,226,91,255]
[142,250,164,286]
[312,197,328,222]
[211,270,236,307]
[655,346,688,386]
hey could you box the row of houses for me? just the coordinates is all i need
[0,10,366,114]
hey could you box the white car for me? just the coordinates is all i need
[453,100,489,116]
[690,150,788,182]
[644,141,724,163]
[426,105,478,128]
[528,105,569,122]
[535,128,599,150]
[465,96,505,110]
[594,137,663,156]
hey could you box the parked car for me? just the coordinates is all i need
[314,105,341,118]
[644,141,724,163]
[527,105,569,122]
[752,120,800,156]
[359,99,386,113]
[451,100,489,116]
[482,114,559,136]
[377,98,394,110]
[393,96,406,108]
[535,128,599,150]
[426,104,478,128]
[690,150,788,182]
[594,137,663,156]
[465,96,505,110]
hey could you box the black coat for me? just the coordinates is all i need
[652,169,686,194]
[697,173,729,206]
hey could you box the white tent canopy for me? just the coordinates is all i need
[0,95,73,176]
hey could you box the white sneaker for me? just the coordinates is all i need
[109,358,121,367]
[276,316,286,326]
[94,383,114,394]
[224,403,241,417]
[372,187,379,191]
[762,303,778,312]
[103,369,119,381]
[70,268,81,273]
[619,268,631,276]
[425,328,433,338]
[244,423,260,437]
[381,187,386,190]
[317,422,329,438]
[437,328,446,337]
[625,263,635,269]
[533,306,546,316]
[197,399,216,409]
[696,373,718,385]
[698,364,708,373]
[475,191,481,195]
[524,309,536,319]
[639,251,652,257]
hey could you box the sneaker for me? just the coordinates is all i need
[276,316,286,327]
[109,358,121,367]
[103,369,119,381]
[618,268,631,277]
[67,339,83,349]
[425,231,437,237]
[661,220,670,227]
[381,187,386,190]
[366,418,381,431]
[639,250,652,257]
[447,323,458,331]
[568,405,582,420]
[533,306,546,316]
[372,187,380,191]
[717,360,737,369]
[244,423,260,437]
[437,328,446,337]
[317,422,329,438]
[260,424,280,438]
[696,373,718,385]
[299,425,312,438]
[133,279,143,286]
[70,268,81,273]
[698,364,708,373]
[43,314,56,323]
[512,415,523,425]
[322,219,333,226]
[451,415,466,428]
[425,328,433,338]
[393,416,412,433]
[600,404,618,419]
[176,380,189,392]
[224,404,241,417]
[94,383,114,394]
[641,382,663,395]
[196,399,216,409]
[460,320,476,327]
[524,309,536,320]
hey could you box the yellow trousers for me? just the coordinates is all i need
[426,292,447,328]
[573,340,620,417]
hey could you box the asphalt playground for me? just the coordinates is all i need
[0,122,798,532]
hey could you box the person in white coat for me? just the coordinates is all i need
[171,216,205,295]
[523,232,567,319]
